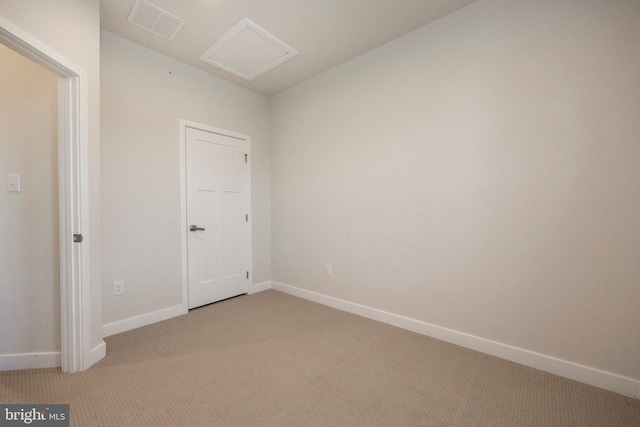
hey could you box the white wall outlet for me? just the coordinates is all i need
[325,264,332,276]
[113,280,124,296]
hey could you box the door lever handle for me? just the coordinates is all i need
[190,225,205,232]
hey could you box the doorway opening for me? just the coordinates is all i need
[0,42,59,367]
[0,15,92,372]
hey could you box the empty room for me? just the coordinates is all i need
[1,0,639,425]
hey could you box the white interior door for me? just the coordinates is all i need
[186,127,250,309]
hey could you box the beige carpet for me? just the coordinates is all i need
[1,290,639,426]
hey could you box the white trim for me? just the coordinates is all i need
[271,281,640,399]
[179,119,253,312]
[90,342,107,365]
[102,304,185,337]
[249,281,272,294]
[0,15,93,372]
[271,282,387,323]
[0,352,61,371]
[179,121,189,314]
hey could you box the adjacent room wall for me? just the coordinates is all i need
[100,31,271,328]
[271,0,640,385]
[0,44,59,355]
[0,0,103,361]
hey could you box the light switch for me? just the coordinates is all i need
[8,174,20,192]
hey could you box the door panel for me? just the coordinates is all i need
[223,191,241,278]
[196,190,218,283]
[187,127,249,309]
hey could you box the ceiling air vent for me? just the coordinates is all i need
[127,0,185,41]
[199,18,298,81]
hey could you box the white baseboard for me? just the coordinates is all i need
[0,343,107,371]
[102,304,185,337]
[90,341,107,366]
[249,281,272,294]
[271,281,640,399]
[102,282,274,339]
[0,352,61,371]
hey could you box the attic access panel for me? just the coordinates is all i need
[199,18,298,81]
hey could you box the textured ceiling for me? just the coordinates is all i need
[100,0,478,96]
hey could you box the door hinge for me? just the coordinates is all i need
[246,271,249,279]
[245,213,248,222]
[73,234,83,243]
[244,153,248,163]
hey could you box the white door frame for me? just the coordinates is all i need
[179,119,253,313]
[0,16,92,372]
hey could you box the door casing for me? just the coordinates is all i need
[0,15,93,372]
[179,119,253,313]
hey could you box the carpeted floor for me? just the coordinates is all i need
[1,290,639,426]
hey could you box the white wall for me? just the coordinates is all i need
[0,44,58,354]
[271,0,640,384]
[0,0,103,356]
[100,31,271,327]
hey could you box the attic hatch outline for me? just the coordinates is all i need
[199,18,298,81]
